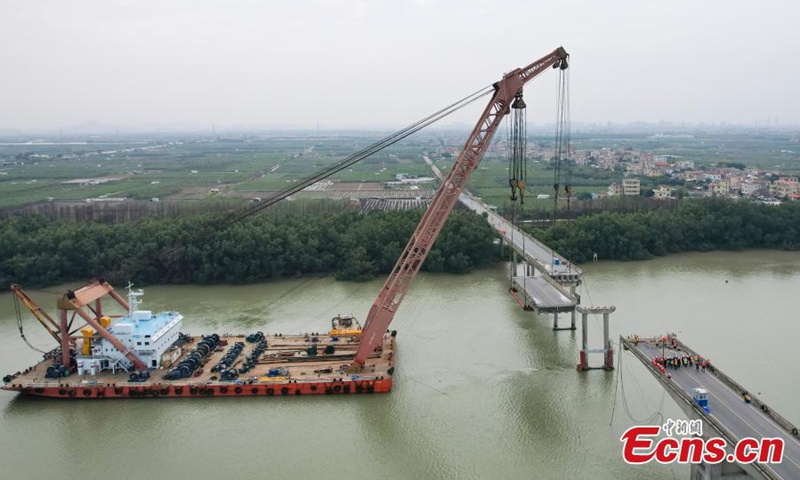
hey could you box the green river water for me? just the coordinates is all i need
[0,250,798,479]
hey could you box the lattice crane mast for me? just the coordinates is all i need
[353,47,570,367]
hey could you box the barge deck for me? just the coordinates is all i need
[2,332,395,398]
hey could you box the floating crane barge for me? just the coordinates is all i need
[3,281,394,398]
[3,46,569,399]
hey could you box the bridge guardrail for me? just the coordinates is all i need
[671,337,800,441]
[620,336,779,480]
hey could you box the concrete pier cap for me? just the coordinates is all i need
[577,306,616,314]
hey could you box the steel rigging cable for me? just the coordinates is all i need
[552,62,571,224]
[506,93,529,293]
[13,294,48,354]
[118,84,495,277]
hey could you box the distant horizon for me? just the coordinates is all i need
[2,119,800,138]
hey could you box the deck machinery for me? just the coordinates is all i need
[3,46,569,398]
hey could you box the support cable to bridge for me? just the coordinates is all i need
[611,343,666,427]
[551,65,572,273]
[507,92,530,299]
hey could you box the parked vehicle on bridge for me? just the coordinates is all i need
[693,387,711,414]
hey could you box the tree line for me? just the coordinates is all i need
[3,197,797,290]
[534,199,800,262]
[0,209,498,289]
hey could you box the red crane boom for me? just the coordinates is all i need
[353,47,569,366]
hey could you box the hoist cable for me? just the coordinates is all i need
[13,294,49,354]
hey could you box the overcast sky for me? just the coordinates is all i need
[1,0,798,131]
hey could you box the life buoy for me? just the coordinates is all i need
[34,387,44,394]
[280,387,289,395]
[160,388,169,396]
[332,385,342,393]
[83,389,92,397]
[294,389,301,395]
[68,389,76,397]
[220,387,228,394]
[234,387,242,394]
[792,428,798,436]
[762,404,769,413]
[114,387,123,395]
[355,384,363,393]
[367,385,375,394]
[251,387,259,395]
[175,387,184,395]
[152,390,160,397]
[343,385,351,394]
[310,385,317,392]
[266,388,274,396]
[189,387,198,395]
[58,388,67,396]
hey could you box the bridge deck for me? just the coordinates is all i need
[629,339,800,479]
[511,276,576,312]
[422,155,580,279]
[457,193,581,280]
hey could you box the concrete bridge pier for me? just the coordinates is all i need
[552,310,576,331]
[570,285,577,330]
[576,306,616,371]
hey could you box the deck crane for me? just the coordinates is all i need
[353,47,570,367]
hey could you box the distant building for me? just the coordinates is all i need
[653,185,674,199]
[769,177,798,198]
[740,182,761,197]
[680,171,701,182]
[383,176,435,188]
[85,197,126,203]
[608,183,623,196]
[709,181,730,196]
[622,178,640,196]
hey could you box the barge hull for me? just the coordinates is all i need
[2,332,396,399]
[3,377,392,398]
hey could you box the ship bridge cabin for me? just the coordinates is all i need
[77,289,183,374]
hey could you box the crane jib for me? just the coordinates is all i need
[351,47,569,368]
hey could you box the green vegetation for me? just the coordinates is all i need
[0,209,497,289]
[534,199,800,262]
[0,137,444,208]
